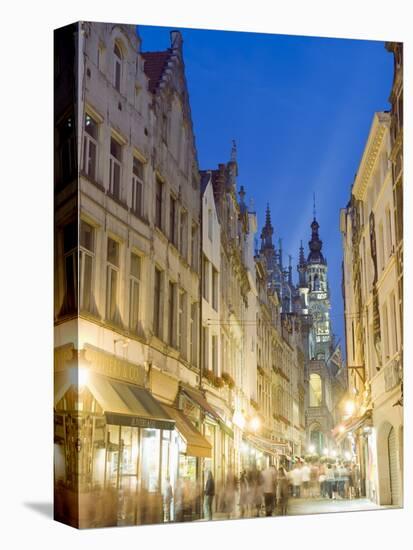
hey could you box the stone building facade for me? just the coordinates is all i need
[340,110,403,506]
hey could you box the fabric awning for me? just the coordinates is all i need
[54,370,175,430]
[246,433,280,458]
[182,387,234,438]
[333,409,373,442]
[163,405,212,458]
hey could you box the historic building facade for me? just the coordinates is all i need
[54,23,213,527]
[340,110,403,506]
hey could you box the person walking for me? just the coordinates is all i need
[309,461,319,498]
[290,463,303,498]
[204,471,215,521]
[325,464,335,499]
[276,467,289,515]
[239,470,249,518]
[262,463,276,516]
[163,477,173,522]
[301,462,311,498]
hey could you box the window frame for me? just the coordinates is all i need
[109,136,122,200]
[82,113,99,181]
[79,220,95,314]
[106,237,120,323]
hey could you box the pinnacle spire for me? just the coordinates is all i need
[313,192,317,221]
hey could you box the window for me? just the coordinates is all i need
[109,137,122,199]
[97,45,104,71]
[212,267,218,311]
[61,221,78,314]
[169,195,177,246]
[80,221,95,313]
[190,302,198,366]
[58,115,76,184]
[132,158,144,216]
[168,282,176,347]
[378,222,385,271]
[386,207,393,257]
[191,222,199,271]
[178,290,186,357]
[113,43,122,92]
[202,326,209,370]
[155,178,163,229]
[129,253,141,333]
[180,209,188,259]
[208,209,213,241]
[391,292,398,352]
[106,238,120,323]
[202,256,210,301]
[309,374,322,407]
[153,268,163,338]
[82,113,98,181]
[161,114,168,144]
[211,334,218,374]
[382,303,390,361]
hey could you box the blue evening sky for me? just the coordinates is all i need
[139,25,394,353]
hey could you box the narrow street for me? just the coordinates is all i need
[286,497,395,516]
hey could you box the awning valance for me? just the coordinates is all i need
[163,405,212,458]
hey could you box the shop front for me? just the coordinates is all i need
[54,368,177,528]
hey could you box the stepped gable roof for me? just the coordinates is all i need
[141,50,172,93]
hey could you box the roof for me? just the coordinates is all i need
[141,51,172,93]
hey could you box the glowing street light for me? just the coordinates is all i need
[338,424,346,434]
[250,416,261,432]
[308,444,316,454]
[344,400,355,416]
[331,450,337,458]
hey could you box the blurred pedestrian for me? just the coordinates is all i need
[290,462,303,498]
[325,464,335,499]
[262,463,276,516]
[309,461,319,498]
[301,461,311,498]
[163,477,173,522]
[277,467,289,515]
[239,470,249,518]
[174,478,184,522]
[204,470,215,520]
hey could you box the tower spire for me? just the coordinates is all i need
[231,139,237,162]
[260,203,274,251]
[313,192,316,221]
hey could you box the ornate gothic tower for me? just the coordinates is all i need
[306,215,332,360]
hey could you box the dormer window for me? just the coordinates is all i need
[114,43,122,92]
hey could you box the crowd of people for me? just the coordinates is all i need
[162,458,362,522]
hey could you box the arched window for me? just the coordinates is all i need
[113,43,122,91]
[309,373,322,406]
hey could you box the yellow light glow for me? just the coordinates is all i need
[250,416,261,432]
[308,444,316,453]
[338,425,346,434]
[344,400,355,416]
[323,448,329,456]
[78,367,90,387]
[233,410,246,430]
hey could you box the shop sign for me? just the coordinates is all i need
[384,360,401,392]
[84,345,145,385]
[105,413,174,430]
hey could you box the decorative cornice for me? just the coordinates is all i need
[352,112,390,201]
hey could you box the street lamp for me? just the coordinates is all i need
[344,400,355,416]
[308,444,316,454]
[250,416,261,432]
[322,447,329,456]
